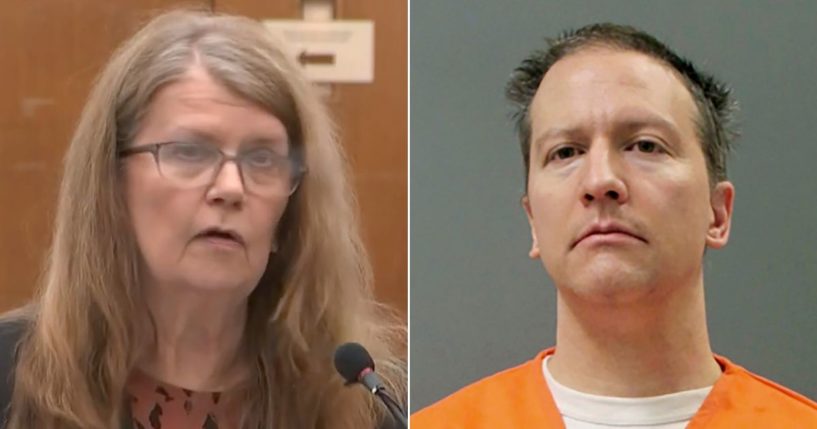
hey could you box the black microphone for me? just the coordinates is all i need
[334,342,408,429]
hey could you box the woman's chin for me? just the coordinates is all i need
[175,271,257,296]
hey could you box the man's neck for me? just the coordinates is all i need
[547,277,722,397]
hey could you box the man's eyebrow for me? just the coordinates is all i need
[614,113,682,142]
[532,126,582,153]
[531,125,589,159]
[531,112,683,154]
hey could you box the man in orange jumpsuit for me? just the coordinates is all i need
[412,23,817,428]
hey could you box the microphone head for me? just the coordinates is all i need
[334,342,375,384]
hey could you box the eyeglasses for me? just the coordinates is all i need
[119,141,306,197]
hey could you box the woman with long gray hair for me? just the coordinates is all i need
[0,9,405,429]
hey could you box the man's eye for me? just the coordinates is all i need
[630,140,660,153]
[550,146,581,161]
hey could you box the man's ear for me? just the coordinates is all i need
[522,195,541,259]
[705,181,734,249]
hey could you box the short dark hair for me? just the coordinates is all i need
[506,23,738,189]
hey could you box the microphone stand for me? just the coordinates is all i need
[375,388,408,429]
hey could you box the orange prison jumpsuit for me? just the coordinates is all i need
[412,348,817,428]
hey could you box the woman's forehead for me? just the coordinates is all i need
[137,69,290,147]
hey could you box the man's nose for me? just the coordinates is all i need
[579,145,629,206]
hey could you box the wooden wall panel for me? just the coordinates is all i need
[214,0,408,317]
[333,0,408,318]
[0,0,210,311]
[1,1,407,318]
[211,0,298,17]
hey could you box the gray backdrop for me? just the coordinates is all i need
[410,0,817,411]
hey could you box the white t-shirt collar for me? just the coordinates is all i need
[542,355,712,426]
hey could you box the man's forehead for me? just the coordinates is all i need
[529,47,698,135]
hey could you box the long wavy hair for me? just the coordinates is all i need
[5,9,405,429]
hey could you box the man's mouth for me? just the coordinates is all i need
[573,222,646,249]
